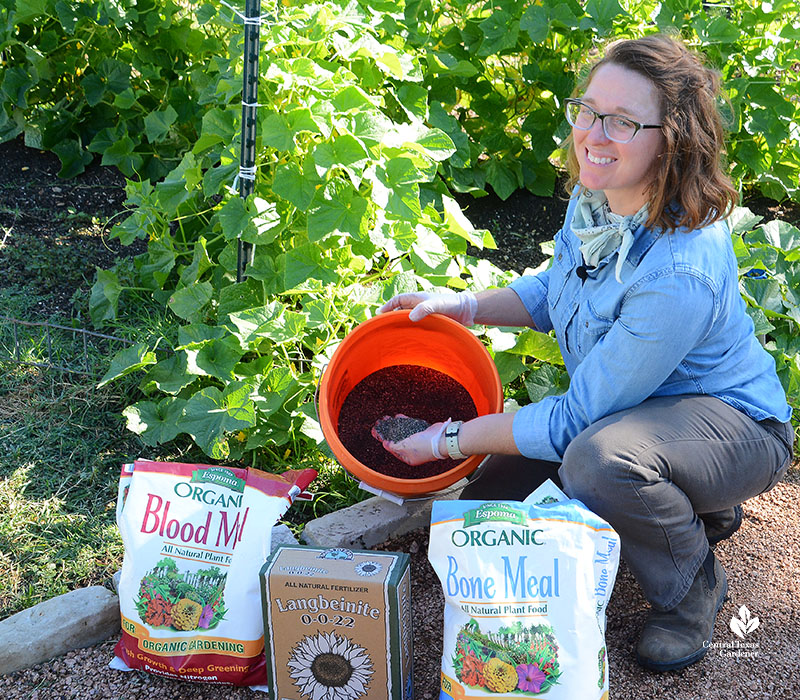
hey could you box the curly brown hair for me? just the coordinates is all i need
[564,34,739,232]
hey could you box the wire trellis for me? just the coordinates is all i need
[0,316,133,377]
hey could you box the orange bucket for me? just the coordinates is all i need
[319,310,503,497]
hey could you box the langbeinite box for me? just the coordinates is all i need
[260,545,413,699]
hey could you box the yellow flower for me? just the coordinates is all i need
[483,658,518,693]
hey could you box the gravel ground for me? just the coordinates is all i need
[2,466,798,699]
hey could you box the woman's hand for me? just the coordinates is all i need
[377,291,477,326]
[379,420,450,466]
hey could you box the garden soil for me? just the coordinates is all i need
[2,136,800,698]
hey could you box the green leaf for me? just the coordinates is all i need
[332,85,375,112]
[189,335,245,381]
[138,238,176,289]
[113,88,138,110]
[177,323,228,349]
[140,353,198,395]
[728,207,763,235]
[180,383,257,459]
[217,278,265,319]
[287,107,321,136]
[81,74,106,107]
[382,271,417,301]
[168,281,214,321]
[98,343,157,388]
[227,303,285,346]
[204,160,238,196]
[442,194,491,248]
[2,67,36,109]
[218,196,256,241]
[15,0,48,23]
[387,183,421,220]
[241,198,283,245]
[485,157,520,200]
[313,135,369,184]
[478,11,519,56]
[273,162,318,210]
[493,351,527,385]
[255,366,298,416]
[155,153,200,212]
[524,363,569,403]
[412,128,456,162]
[694,13,740,44]
[509,329,564,365]
[262,111,294,151]
[396,84,428,121]
[180,237,214,285]
[100,136,144,177]
[246,252,284,293]
[745,307,776,337]
[52,140,93,179]
[124,398,186,445]
[194,108,237,153]
[410,226,450,271]
[307,180,369,242]
[283,243,340,289]
[759,220,800,252]
[583,0,623,35]
[89,268,121,325]
[520,4,550,43]
[144,105,178,143]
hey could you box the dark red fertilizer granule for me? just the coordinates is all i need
[337,364,478,479]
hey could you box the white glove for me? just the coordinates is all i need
[377,291,478,326]
[380,419,451,466]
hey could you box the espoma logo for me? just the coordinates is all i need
[730,605,760,638]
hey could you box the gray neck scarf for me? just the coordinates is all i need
[571,190,648,283]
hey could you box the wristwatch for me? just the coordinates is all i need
[445,420,467,460]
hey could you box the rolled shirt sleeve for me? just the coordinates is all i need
[508,271,554,333]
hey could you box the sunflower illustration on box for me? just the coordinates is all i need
[287,630,375,700]
[135,558,228,632]
[452,619,562,695]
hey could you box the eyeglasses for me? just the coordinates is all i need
[565,99,662,144]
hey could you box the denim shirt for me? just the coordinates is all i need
[508,194,792,462]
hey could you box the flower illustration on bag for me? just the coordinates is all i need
[288,630,374,700]
[730,605,760,638]
[135,559,227,631]
[452,619,561,695]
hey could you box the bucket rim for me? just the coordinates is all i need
[317,310,502,496]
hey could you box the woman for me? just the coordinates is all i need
[377,34,794,672]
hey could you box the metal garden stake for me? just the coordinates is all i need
[236,0,261,282]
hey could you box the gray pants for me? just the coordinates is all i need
[460,395,794,611]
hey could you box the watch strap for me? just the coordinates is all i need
[444,420,466,460]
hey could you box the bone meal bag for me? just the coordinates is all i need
[111,459,316,687]
[428,481,620,699]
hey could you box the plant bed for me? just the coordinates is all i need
[336,364,478,479]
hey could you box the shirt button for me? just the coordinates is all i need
[558,254,562,261]
[585,321,589,327]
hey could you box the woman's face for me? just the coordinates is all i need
[572,62,665,216]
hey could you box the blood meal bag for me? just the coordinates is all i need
[111,459,316,687]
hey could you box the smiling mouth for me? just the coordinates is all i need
[586,150,616,165]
